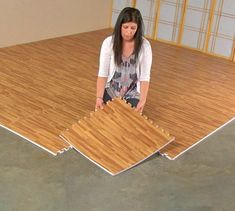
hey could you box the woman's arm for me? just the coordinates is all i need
[135,81,149,113]
[135,40,152,113]
[95,36,112,110]
[95,76,107,110]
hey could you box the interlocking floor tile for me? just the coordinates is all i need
[61,98,174,175]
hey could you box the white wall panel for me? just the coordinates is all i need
[157,23,174,40]
[222,0,235,15]
[213,37,233,57]
[208,0,235,57]
[183,30,200,47]
[156,0,184,42]
[111,0,132,27]
[136,0,157,37]
[182,0,211,49]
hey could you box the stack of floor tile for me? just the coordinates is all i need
[61,98,175,175]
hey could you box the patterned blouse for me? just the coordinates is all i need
[106,55,140,100]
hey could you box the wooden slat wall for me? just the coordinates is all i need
[0,28,235,159]
[61,98,174,175]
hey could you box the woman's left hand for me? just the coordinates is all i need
[135,100,146,113]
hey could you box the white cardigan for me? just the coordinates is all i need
[98,36,152,92]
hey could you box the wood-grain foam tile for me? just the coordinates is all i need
[61,98,175,175]
[1,28,234,159]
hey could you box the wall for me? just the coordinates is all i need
[0,0,111,47]
[111,0,235,61]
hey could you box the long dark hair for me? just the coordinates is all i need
[113,7,144,66]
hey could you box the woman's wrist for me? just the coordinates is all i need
[139,97,146,104]
[96,96,103,100]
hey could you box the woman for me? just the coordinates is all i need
[95,7,152,113]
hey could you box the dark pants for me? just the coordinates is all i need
[103,89,139,108]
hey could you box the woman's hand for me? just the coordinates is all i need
[95,77,107,110]
[135,100,146,113]
[95,97,104,110]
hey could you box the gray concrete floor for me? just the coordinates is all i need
[0,119,235,211]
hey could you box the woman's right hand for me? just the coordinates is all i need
[95,98,104,110]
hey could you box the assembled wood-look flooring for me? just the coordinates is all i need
[61,98,174,175]
[0,28,235,158]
